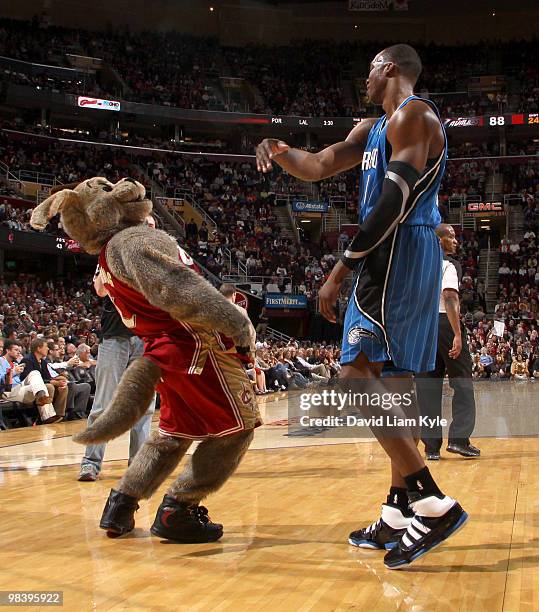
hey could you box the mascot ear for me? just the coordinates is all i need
[30,189,81,230]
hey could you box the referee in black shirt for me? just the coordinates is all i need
[415,224,480,460]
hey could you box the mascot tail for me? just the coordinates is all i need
[73,357,161,445]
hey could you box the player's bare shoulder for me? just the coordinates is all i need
[387,99,444,154]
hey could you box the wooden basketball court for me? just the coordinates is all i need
[1,386,537,611]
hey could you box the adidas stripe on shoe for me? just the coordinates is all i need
[384,495,468,569]
[348,504,412,550]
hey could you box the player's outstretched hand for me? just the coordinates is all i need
[318,278,341,324]
[256,139,290,173]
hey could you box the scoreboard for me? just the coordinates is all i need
[444,113,539,129]
[243,112,539,130]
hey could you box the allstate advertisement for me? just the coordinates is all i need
[265,293,308,309]
[292,200,329,213]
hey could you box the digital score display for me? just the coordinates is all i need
[249,113,539,130]
[485,113,539,127]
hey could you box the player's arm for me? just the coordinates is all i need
[443,289,462,359]
[441,260,462,359]
[318,102,435,323]
[105,227,256,352]
[256,118,377,181]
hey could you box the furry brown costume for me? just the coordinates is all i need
[31,177,260,542]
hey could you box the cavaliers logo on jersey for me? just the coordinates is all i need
[240,382,255,407]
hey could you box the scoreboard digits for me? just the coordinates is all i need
[260,112,538,130]
[487,113,538,127]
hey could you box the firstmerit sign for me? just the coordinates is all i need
[264,293,308,309]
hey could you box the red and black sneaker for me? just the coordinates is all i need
[99,488,140,538]
[150,495,224,543]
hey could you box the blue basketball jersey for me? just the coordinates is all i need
[358,95,446,228]
[340,95,447,372]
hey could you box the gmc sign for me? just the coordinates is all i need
[465,201,504,214]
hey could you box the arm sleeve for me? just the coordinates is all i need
[341,161,420,270]
[442,261,459,293]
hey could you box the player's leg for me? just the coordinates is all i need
[343,353,468,567]
[346,356,419,549]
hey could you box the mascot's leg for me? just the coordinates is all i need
[150,428,254,543]
[73,357,161,445]
[99,431,191,538]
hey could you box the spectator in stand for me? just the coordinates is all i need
[293,347,331,381]
[47,342,91,418]
[471,354,484,379]
[185,218,198,241]
[511,354,529,380]
[493,353,511,380]
[0,339,61,423]
[530,351,539,378]
[19,338,68,421]
[71,343,97,393]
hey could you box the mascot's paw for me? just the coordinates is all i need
[235,346,255,363]
[232,320,257,359]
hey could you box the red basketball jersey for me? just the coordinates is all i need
[98,242,234,351]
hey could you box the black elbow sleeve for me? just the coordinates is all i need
[341,161,420,270]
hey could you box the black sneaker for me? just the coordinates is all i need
[150,495,224,543]
[348,504,412,550]
[99,489,139,538]
[447,442,481,458]
[425,450,441,461]
[384,495,468,569]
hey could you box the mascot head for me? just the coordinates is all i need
[30,177,153,254]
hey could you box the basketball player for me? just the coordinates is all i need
[415,224,480,460]
[256,44,467,568]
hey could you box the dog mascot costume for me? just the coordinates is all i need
[31,177,261,542]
